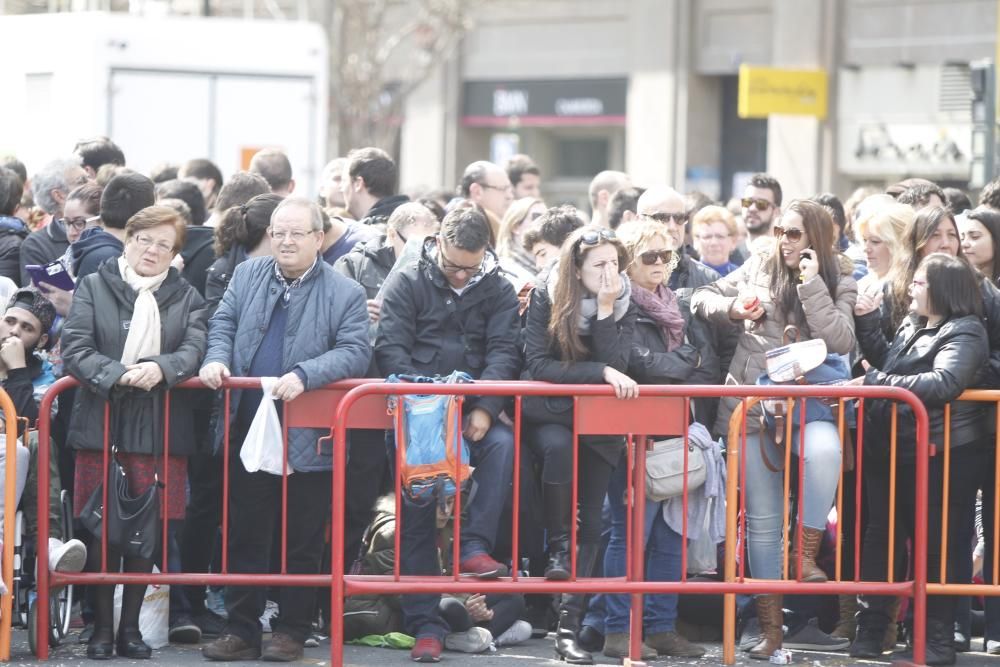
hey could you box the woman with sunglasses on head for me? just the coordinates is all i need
[693,199,858,660]
[585,218,714,661]
[849,253,989,665]
[522,225,638,665]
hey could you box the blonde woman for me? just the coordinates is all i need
[692,205,739,276]
[496,197,546,288]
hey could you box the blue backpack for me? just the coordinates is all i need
[387,371,473,505]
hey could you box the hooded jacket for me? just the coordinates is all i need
[692,251,859,436]
[857,311,989,459]
[374,239,521,419]
[0,216,28,286]
[19,220,69,286]
[61,259,209,456]
[71,227,124,280]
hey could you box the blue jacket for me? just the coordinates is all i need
[204,255,371,471]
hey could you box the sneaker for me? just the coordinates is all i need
[646,630,706,658]
[988,639,1000,655]
[303,633,321,648]
[411,636,443,663]
[262,632,304,662]
[784,617,849,651]
[739,617,761,651]
[169,615,202,644]
[444,626,493,653]
[260,600,279,633]
[458,553,508,579]
[48,538,87,573]
[207,587,228,619]
[954,630,970,652]
[203,634,261,661]
[193,610,227,639]
[495,620,532,647]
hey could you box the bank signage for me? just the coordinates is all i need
[464,78,627,126]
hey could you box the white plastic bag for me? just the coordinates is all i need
[240,377,293,476]
[113,566,169,649]
[686,506,720,575]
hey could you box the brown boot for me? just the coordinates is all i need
[749,595,784,660]
[831,594,857,641]
[791,526,828,583]
[882,597,902,651]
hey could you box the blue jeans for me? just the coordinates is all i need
[744,421,841,580]
[603,455,682,635]
[400,422,514,639]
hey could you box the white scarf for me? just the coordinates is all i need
[118,256,168,365]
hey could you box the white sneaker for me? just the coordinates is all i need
[49,538,87,573]
[444,626,492,653]
[495,620,532,647]
[260,600,279,633]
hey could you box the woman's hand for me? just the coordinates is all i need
[854,286,883,317]
[603,366,639,400]
[596,263,621,317]
[465,594,494,622]
[121,361,164,391]
[798,249,819,282]
[729,293,765,321]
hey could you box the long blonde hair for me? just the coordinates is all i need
[496,197,544,259]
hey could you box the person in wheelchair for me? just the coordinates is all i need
[0,287,86,587]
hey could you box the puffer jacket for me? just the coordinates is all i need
[61,260,208,456]
[857,312,989,460]
[692,251,858,436]
[374,239,521,419]
[204,256,371,471]
[333,234,396,299]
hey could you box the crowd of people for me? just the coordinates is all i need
[1,138,999,666]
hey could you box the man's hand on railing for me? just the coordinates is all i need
[272,372,305,402]
[199,362,231,390]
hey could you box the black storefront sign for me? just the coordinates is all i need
[463,78,627,126]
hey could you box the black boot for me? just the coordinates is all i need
[543,482,572,581]
[892,597,957,666]
[850,596,890,659]
[554,543,600,664]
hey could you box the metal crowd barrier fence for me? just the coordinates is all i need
[32,377,929,666]
[0,388,18,661]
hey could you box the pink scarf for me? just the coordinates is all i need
[630,281,685,351]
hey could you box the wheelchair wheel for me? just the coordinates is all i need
[28,596,63,655]
[57,490,74,638]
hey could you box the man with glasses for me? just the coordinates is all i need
[375,206,520,663]
[200,196,371,662]
[460,161,514,233]
[740,172,783,257]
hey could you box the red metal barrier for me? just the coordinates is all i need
[32,378,930,666]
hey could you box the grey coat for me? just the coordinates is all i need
[204,255,372,471]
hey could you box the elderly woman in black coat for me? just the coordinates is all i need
[62,205,208,660]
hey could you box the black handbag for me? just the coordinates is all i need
[80,448,162,560]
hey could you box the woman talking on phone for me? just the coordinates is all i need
[692,199,858,660]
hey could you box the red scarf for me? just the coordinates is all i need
[629,281,685,351]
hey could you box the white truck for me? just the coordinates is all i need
[0,11,328,195]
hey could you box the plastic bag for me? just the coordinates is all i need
[686,507,720,575]
[240,377,292,476]
[113,566,169,649]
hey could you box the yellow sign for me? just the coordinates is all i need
[738,65,828,120]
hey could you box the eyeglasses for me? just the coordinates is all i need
[642,211,689,225]
[574,228,616,261]
[60,217,88,231]
[637,249,673,266]
[438,243,483,275]
[480,183,513,195]
[910,278,928,289]
[132,234,174,254]
[86,215,102,225]
[741,197,773,211]
[269,228,315,242]
[772,226,804,243]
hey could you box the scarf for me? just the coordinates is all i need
[118,256,168,365]
[629,281,685,351]
[547,261,632,335]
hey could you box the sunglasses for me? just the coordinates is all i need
[772,225,804,242]
[741,197,773,211]
[578,228,616,247]
[643,211,689,225]
[637,249,673,266]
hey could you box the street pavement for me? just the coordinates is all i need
[8,628,1000,666]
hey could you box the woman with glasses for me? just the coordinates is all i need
[692,205,739,276]
[62,206,208,660]
[850,253,989,666]
[692,199,858,660]
[496,197,546,288]
[522,225,638,664]
[586,218,712,661]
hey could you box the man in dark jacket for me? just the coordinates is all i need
[0,167,29,286]
[374,206,520,662]
[341,147,409,226]
[200,197,370,663]
[20,158,90,285]
[72,172,155,280]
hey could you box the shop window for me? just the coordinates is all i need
[556,138,609,178]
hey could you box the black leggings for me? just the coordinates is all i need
[524,423,619,544]
[438,594,526,638]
